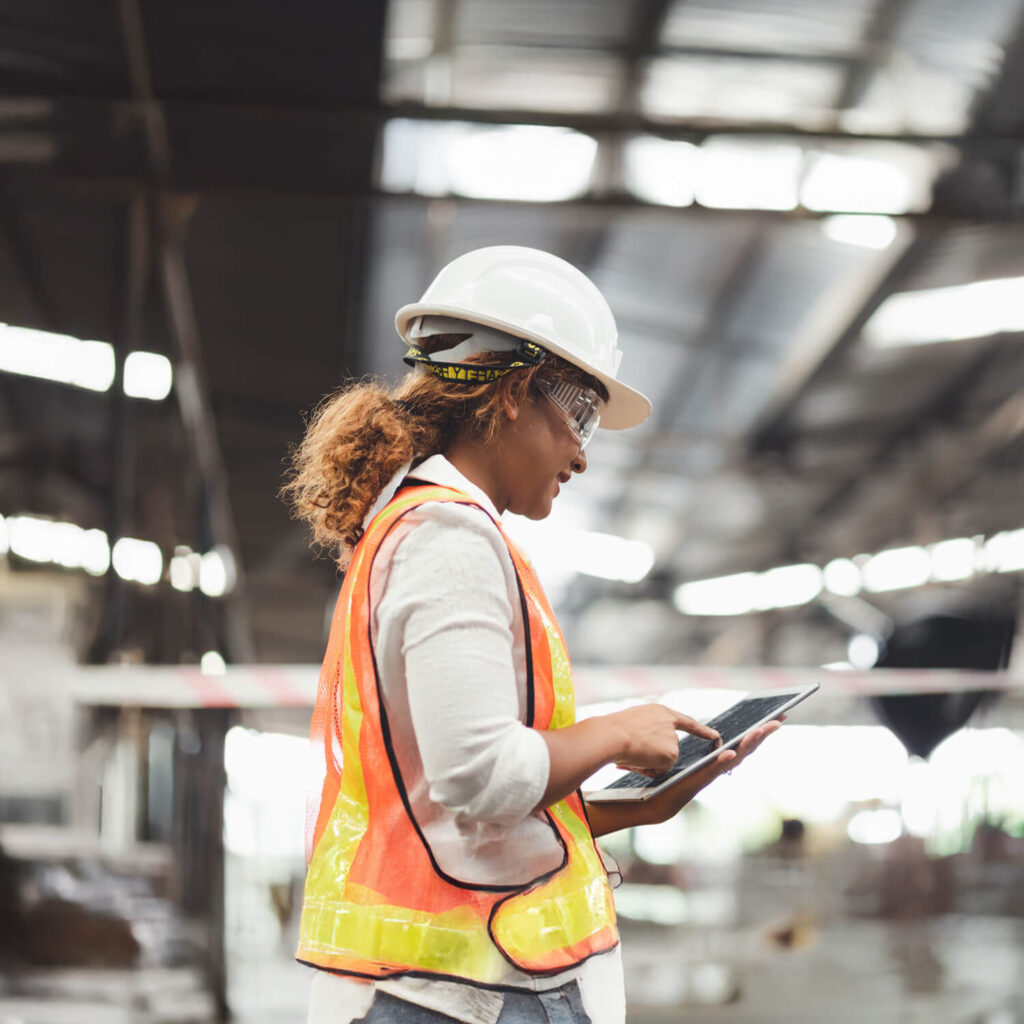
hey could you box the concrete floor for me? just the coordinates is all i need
[226,916,1024,1024]
[2,915,1021,1023]
[620,917,1024,1024]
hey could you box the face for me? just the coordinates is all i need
[501,391,588,520]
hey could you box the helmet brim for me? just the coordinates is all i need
[395,303,652,431]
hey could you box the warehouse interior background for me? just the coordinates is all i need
[2,0,1024,1021]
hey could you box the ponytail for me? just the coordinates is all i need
[280,348,607,567]
[279,381,419,565]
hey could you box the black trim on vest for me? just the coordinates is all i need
[296,937,621,989]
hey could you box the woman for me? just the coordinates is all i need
[283,246,779,1024]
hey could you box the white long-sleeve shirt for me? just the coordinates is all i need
[307,454,623,1024]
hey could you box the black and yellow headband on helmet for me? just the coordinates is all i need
[402,337,547,383]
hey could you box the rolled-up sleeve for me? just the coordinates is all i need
[375,505,550,826]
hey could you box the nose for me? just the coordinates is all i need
[571,447,587,475]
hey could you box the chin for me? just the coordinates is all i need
[510,495,554,521]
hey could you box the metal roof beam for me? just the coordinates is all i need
[2,90,1021,147]
[113,0,254,665]
[609,224,770,522]
[832,0,916,115]
[0,184,60,329]
[4,169,1021,226]
[745,229,921,455]
[803,367,1024,556]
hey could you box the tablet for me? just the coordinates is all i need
[585,683,819,803]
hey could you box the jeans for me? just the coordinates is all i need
[355,983,593,1024]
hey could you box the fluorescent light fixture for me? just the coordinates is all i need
[864,276,1024,348]
[5,515,110,574]
[112,537,163,586]
[674,525,1022,618]
[449,125,597,202]
[50,521,87,568]
[1,512,249,594]
[755,563,822,610]
[675,563,820,616]
[802,151,918,214]
[386,34,433,62]
[504,516,655,585]
[379,119,598,202]
[847,633,880,669]
[673,572,757,616]
[2,510,245,594]
[123,351,173,400]
[929,536,977,582]
[624,136,697,208]
[8,515,56,563]
[822,557,862,597]
[199,550,227,596]
[566,531,655,584]
[199,545,237,597]
[861,545,931,592]
[0,325,115,391]
[170,547,200,592]
[820,214,898,250]
[201,650,227,676]
[847,807,902,845]
[379,118,462,197]
[984,529,1024,573]
[696,138,801,211]
[79,529,111,576]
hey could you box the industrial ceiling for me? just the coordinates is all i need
[1,0,1022,670]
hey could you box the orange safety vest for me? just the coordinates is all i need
[296,482,618,986]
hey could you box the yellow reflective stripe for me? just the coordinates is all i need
[491,799,615,964]
[529,585,575,730]
[364,488,433,540]
[501,528,576,731]
[300,883,507,982]
[338,637,368,820]
[300,541,373,953]
[338,540,370,817]
[362,485,468,548]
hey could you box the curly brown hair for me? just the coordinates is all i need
[280,344,607,567]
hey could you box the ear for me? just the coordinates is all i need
[499,378,523,422]
[504,394,521,421]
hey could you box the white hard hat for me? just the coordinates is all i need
[395,246,651,430]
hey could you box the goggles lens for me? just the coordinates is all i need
[537,379,602,450]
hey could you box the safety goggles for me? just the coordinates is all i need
[536,379,602,450]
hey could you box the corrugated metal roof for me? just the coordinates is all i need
[1,0,1023,667]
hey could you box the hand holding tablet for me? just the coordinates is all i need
[585,683,819,803]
